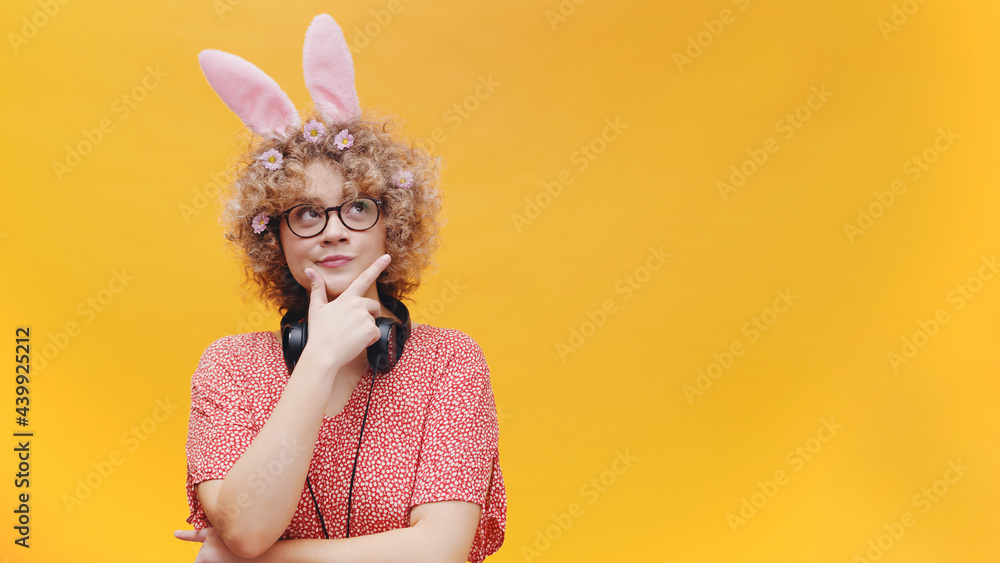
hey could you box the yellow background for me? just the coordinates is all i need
[2,0,998,561]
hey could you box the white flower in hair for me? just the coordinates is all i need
[259,149,283,170]
[303,120,326,143]
[392,170,414,188]
[334,129,354,150]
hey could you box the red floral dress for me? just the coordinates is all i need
[184,324,506,562]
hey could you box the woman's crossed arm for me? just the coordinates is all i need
[175,493,481,563]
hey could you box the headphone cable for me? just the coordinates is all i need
[306,367,376,540]
[306,474,329,539]
[346,368,376,538]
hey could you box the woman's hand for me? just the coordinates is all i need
[174,527,256,562]
[298,254,391,374]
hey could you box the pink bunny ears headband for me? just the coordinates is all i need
[200,14,417,234]
[198,13,360,141]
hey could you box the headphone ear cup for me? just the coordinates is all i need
[282,295,410,376]
[281,318,307,374]
[368,317,407,374]
[367,318,392,373]
[390,321,406,365]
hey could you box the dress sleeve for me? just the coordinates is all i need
[409,333,507,563]
[184,337,259,529]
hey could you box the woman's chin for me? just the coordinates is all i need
[318,274,352,299]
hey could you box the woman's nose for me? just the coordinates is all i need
[319,210,350,242]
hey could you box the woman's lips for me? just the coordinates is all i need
[317,256,353,268]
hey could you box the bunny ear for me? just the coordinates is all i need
[198,49,301,138]
[303,14,361,125]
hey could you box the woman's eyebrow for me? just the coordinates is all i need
[293,195,330,207]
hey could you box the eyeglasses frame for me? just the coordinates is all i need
[278,196,384,238]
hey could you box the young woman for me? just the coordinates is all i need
[173,14,506,563]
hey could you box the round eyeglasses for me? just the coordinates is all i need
[279,197,383,238]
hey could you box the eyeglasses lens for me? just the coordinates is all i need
[288,198,378,236]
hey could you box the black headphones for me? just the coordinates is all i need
[279,286,411,539]
[280,287,411,375]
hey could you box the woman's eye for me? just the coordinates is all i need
[296,207,323,221]
[347,201,368,214]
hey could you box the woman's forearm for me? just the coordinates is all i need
[257,528,420,563]
[212,353,339,558]
[254,524,461,563]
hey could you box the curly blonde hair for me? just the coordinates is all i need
[220,111,444,315]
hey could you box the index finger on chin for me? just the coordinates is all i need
[343,254,391,297]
